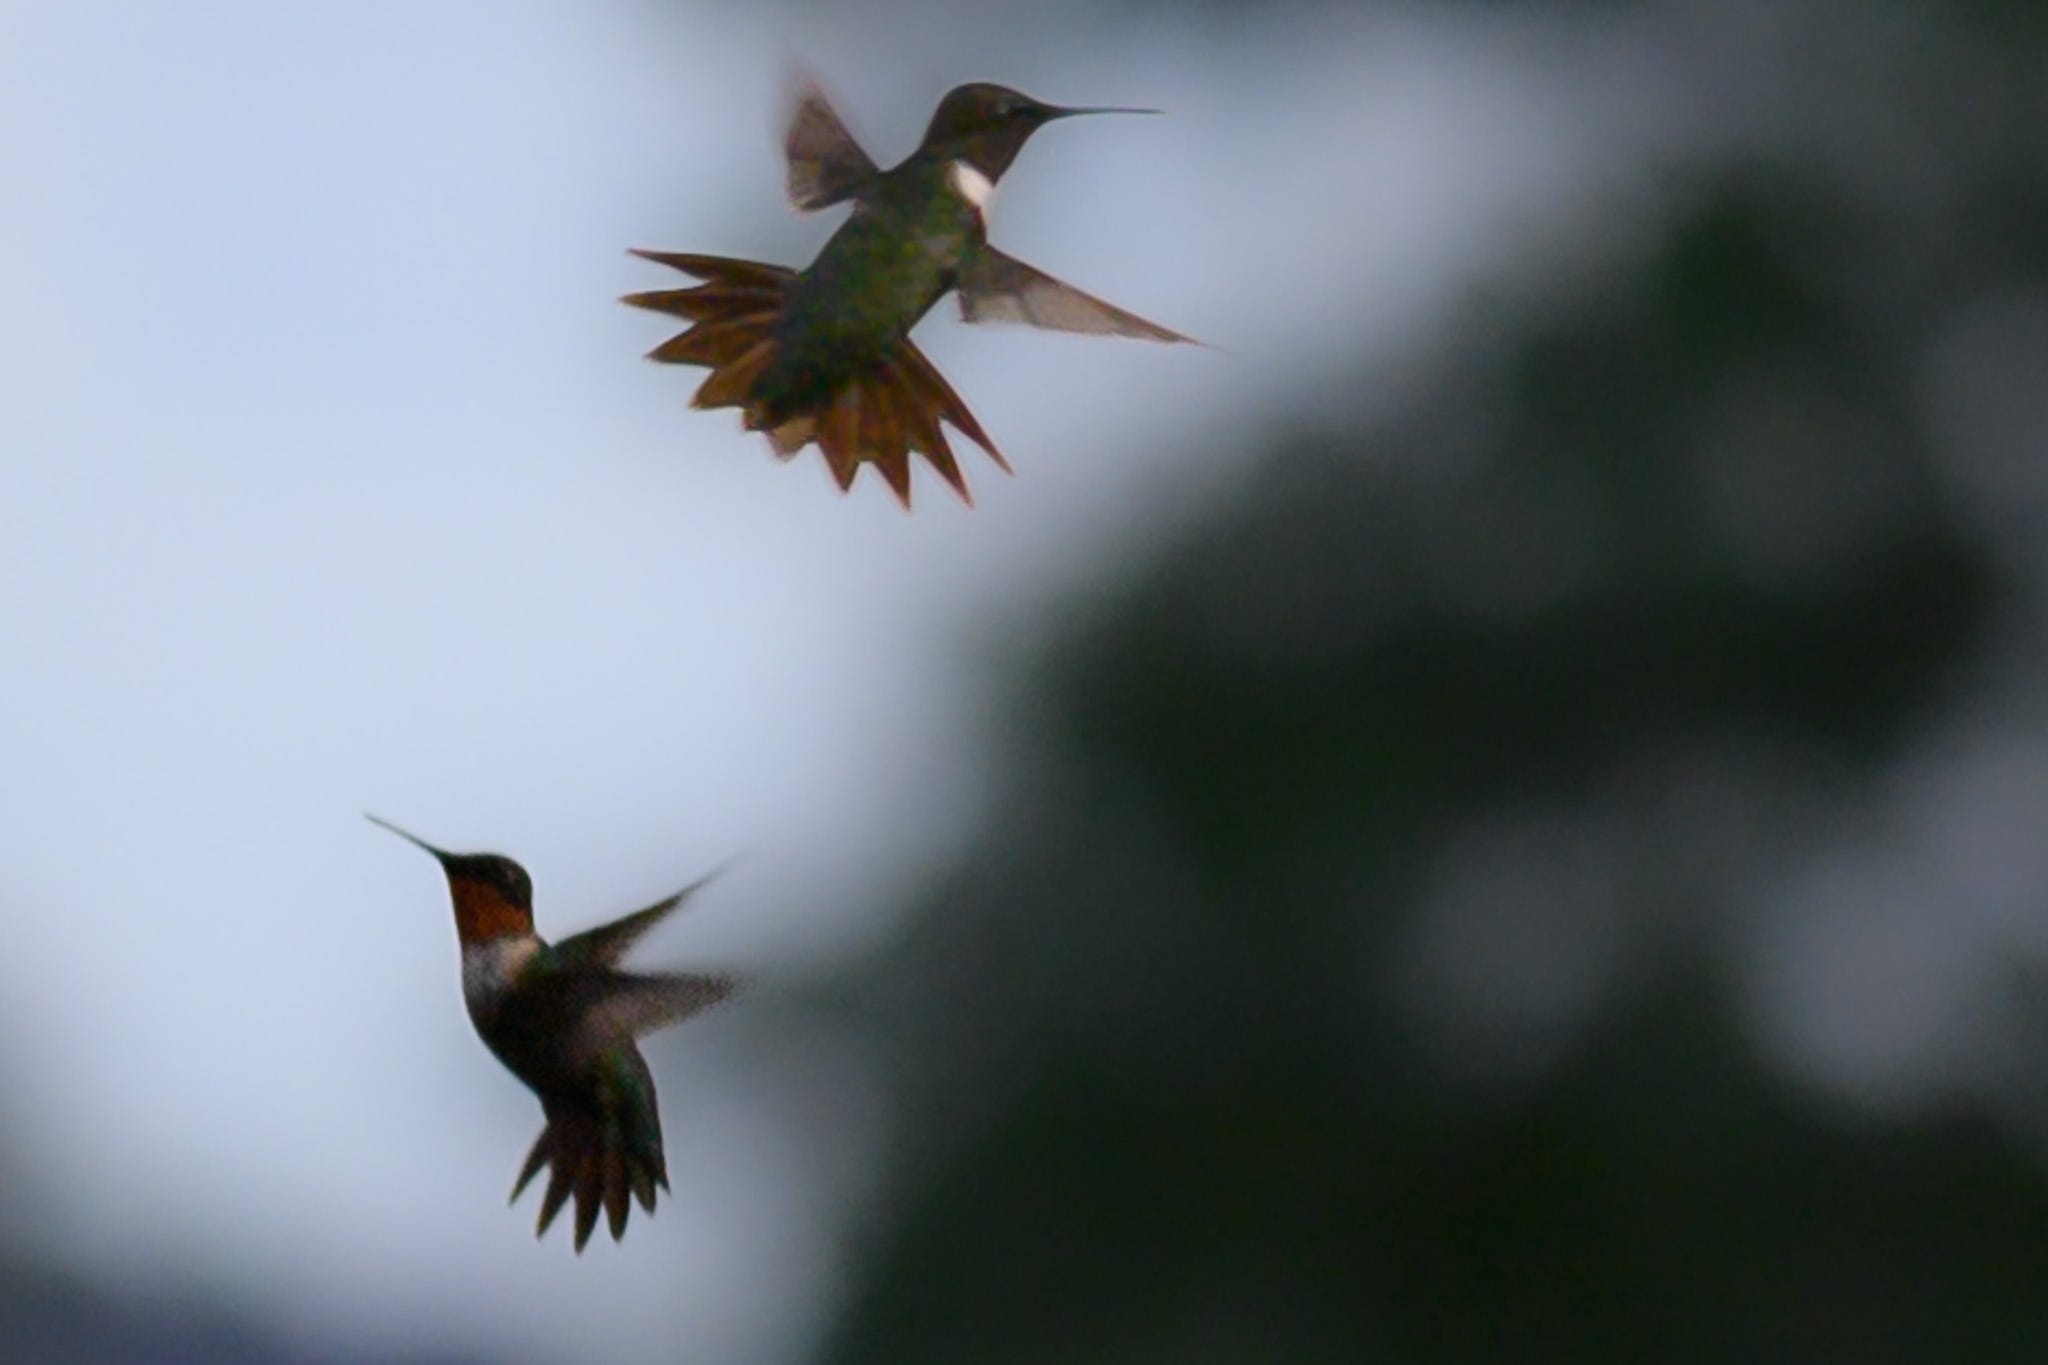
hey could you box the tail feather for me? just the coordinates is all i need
[571,1147,603,1251]
[647,314,780,367]
[765,415,816,458]
[622,287,783,323]
[852,377,885,462]
[899,342,1009,475]
[630,1162,660,1214]
[884,359,971,503]
[515,1098,668,1253]
[819,386,863,494]
[692,339,776,410]
[857,387,912,506]
[602,1145,630,1240]
[510,1127,551,1202]
[535,1142,578,1242]
[625,248,1008,507]
[627,249,794,291]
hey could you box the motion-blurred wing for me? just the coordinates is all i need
[588,972,741,1042]
[550,865,729,970]
[785,77,879,211]
[956,246,1197,343]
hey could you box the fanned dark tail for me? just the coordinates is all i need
[623,250,1009,508]
[509,1078,668,1253]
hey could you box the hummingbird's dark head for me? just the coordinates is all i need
[367,815,537,944]
[924,82,1159,183]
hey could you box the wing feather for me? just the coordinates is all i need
[957,246,1197,344]
[785,76,879,211]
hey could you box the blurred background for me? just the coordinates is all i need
[4,0,2048,1360]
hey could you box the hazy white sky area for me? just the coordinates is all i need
[0,2,1712,1361]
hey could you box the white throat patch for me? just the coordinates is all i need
[948,160,996,211]
[462,935,540,1016]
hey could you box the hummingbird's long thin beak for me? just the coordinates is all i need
[1046,104,1161,120]
[364,813,454,862]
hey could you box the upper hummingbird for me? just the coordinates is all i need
[624,74,1197,508]
[368,815,737,1251]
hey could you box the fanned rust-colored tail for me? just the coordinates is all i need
[624,250,1009,507]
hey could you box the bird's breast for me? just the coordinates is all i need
[461,934,541,1021]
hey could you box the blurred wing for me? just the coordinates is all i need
[587,971,741,1042]
[551,865,729,970]
[785,77,879,211]
[956,246,1197,343]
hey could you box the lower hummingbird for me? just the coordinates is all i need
[368,815,738,1251]
[624,74,1197,508]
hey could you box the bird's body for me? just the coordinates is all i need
[369,816,735,1251]
[749,154,972,427]
[626,77,1195,506]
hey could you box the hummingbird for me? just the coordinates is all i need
[624,74,1197,508]
[367,815,738,1251]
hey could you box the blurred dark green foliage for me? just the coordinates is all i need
[807,22,2048,1361]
